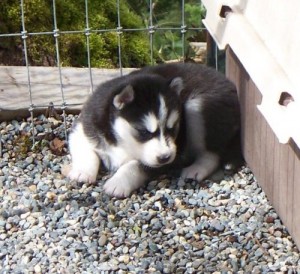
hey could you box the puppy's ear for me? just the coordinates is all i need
[169,77,184,95]
[113,85,135,110]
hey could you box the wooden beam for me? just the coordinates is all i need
[0,66,135,121]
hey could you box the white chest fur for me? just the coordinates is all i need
[95,142,132,172]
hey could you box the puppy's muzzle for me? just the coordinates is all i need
[157,153,172,165]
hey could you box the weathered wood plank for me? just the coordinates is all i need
[252,83,262,182]
[292,144,300,248]
[0,66,135,121]
[286,142,295,231]
[278,143,289,225]
[244,75,254,166]
[265,120,275,201]
[272,132,281,209]
[259,110,268,193]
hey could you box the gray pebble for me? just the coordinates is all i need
[6,124,14,131]
[0,116,299,274]
[149,242,159,252]
[210,219,225,232]
[61,239,71,247]
[66,230,78,238]
[99,235,108,247]
[83,218,94,229]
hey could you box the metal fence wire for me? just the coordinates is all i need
[0,0,218,154]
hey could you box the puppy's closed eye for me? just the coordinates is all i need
[136,128,159,142]
[165,126,177,137]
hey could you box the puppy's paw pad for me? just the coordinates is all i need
[104,177,133,198]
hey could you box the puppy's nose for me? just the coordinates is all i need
[157,153,171,164]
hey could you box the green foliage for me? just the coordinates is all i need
[0,0,151,68]
[0,0,205,66]
[185,3,206,27]
[153,1,206,61]
[127,0,206,62]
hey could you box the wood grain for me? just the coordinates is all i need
[0,66,134,121]
[226,48,300,248]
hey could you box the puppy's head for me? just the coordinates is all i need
[112,74,183,168]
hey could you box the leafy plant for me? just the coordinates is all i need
[0,0,206,66]
[0,0,151,68]
[127,0,206,62]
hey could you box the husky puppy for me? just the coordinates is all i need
[67,63,243,197]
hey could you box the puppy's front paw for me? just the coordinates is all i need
[103,160,146,198]
[181,164,205,181]
[68,167,97,183]
[103,176,134,198]
[181,153,219,182]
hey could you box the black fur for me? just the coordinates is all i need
[132,63,244,171]
[76,62,243,186]
[80,73,181,145]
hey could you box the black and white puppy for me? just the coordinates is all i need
[67,63,243,197]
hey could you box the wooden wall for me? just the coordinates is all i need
[226,48,300,248]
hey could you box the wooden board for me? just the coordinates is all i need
[226,48,300,248]
[0,66,135,121]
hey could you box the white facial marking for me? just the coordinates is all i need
[142,113,158,133]
[113,117,144,157]
[112,116,176,167]
[159,95,167,123]
[167,110,179,129]
[112,91,179,168]
[142,137,176,167]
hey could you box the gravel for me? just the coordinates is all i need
[1,114,300,273]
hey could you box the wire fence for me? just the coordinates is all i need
[0,0,217,154]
